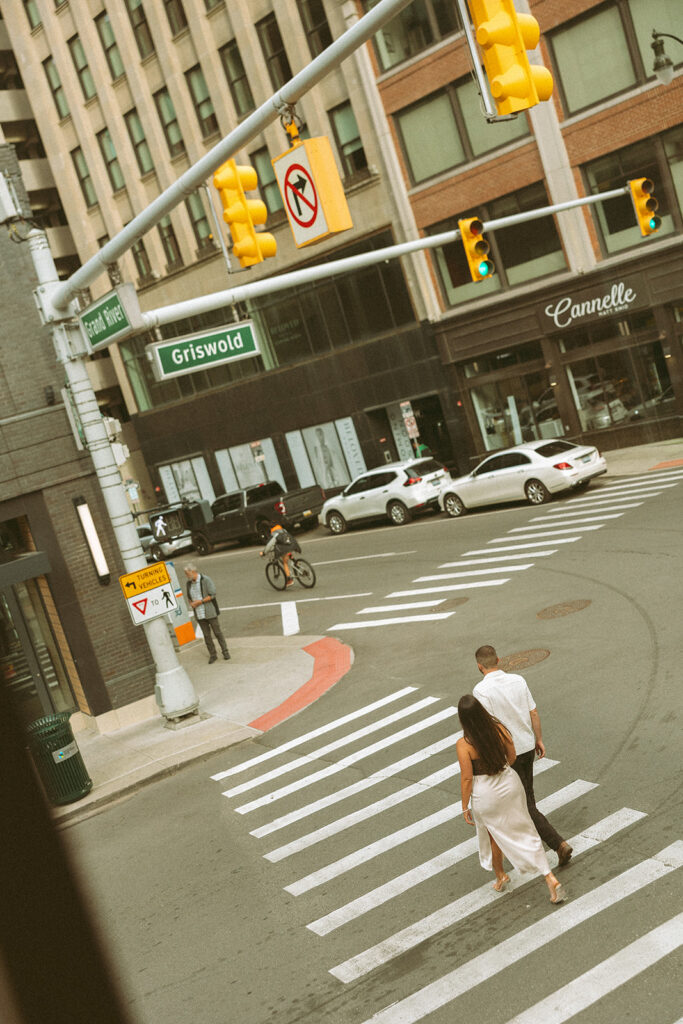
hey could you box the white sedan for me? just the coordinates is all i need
[438,440,607,516]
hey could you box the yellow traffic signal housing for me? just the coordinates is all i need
[213,159,277,268]
[467,0,553,116]
[459,218,495,282]
[628,178,661,236]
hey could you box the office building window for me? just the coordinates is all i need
[251,147,283,214]
[23,0,41,30]
[363,0,461,72]
[297,0,333,58]
[204,0,223,9]
[220,40,255,117]
[71,147,97,207]
[43,57,69,118]
[395,79,528,184]
[124,0,155,59]
[131,238,153,281]
[164,0,188,35]
[185,65,218,138]
[185,192,214,250]
[97,128,125,191]
[124,109,154,175]
[256,13,292,90]
[154,87,186,157]
[68,35,96,100]
[583,129,680,254]
[158,215,183,270]
[95,12,125,80]
[329,101,368,178]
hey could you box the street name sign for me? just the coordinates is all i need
[272,137,352,248]
[79,283,144,352]
[119,562,178,626]
[150,320,260,380]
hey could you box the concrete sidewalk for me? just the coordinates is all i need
[52,436,683,825]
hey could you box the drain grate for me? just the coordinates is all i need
[499,649,550,672]
[537,599,592,619]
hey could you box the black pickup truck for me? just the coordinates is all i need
[190,480,324,555]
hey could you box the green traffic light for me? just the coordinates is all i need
[478,261,491,277]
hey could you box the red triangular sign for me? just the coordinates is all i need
[132,598,148,615]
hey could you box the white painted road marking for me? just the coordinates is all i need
[281,601,299,636]
[415,564,532,581]
[465,538,581,553]
[327,612,454,630]
[357,600,446,613]
[312,551,416,566]
[221,592,372,611]
[439,551,557,565]
[387,579,509,597]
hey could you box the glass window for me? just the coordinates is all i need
[455,78,529,157]
[124,108,154,175]
[158,215,183,270]
[297,0,333,58]
[204,0,223,9]
[23,0,42,29]
[663,125,683,223]
[124,0,155,59]
[567,342,673,429]
[95,12,125,80]
[364,0,461,72]
[489,183,567,286]
[251,147,283,214]
[68,35,96,100]
[154,87,186,157]
[185,192,213,249]
[71,147,97,207]
[256,13,292,90]
[164,0,188,35]
[329,101,368,178]
[97,128,125,191]
[43,57,69,118]
[551,6,635,114]
[397,92,464,183]
[131,237,153,280]
[628,0,683,80]
[186,65,218,138]
[220,40,255,117]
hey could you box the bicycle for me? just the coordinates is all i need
[264,553,316,591]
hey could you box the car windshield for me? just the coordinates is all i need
[535,441,579,458]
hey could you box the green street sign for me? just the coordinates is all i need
[79,284,143,351]
[150,321,260,380]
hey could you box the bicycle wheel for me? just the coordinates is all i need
[292,557,316,589]
[265,560,287,591]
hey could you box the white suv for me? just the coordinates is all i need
[321,458,450,534]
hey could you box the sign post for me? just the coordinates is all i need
[149,320,260,381]
[78,283,143,352]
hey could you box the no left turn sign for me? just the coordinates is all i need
[284,164,318,228]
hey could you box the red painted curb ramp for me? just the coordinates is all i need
[248,637,352,732]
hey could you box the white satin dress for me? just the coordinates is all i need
[471,760,551,875]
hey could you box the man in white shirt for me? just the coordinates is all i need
[473,644,572,867]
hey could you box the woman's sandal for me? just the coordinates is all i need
[550,882,567,904]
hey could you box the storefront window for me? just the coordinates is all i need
[470,371,561,451]
[158,457,216,503]
[566,342,673,429]
[215,439,284,491]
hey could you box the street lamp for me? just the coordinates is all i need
[651,29,682,87]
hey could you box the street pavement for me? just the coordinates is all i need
[53,437,683,827]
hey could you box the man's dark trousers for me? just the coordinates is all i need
[512,749,564,850]
[198,617,228,658]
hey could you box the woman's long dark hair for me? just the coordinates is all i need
[458,694,508,774]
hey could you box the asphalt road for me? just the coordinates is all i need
[64,471,683,1024]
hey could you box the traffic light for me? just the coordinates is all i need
[213,158,277,268]
[467,0,553,116]
[458,218,495,282]
[628,178,661,236]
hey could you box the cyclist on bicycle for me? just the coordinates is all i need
[260,523,301,588]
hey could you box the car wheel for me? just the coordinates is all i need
[387,500,411,526]
[326,511,347,535]
[525,479,550,505]
[443,493,466,518]
[192,533,212,556]
[255,520,271,545]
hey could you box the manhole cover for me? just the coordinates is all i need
[498,649,550,672]
[537,599,592,619]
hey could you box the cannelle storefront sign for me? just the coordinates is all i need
[543,276,648,332]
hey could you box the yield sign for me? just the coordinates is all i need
[284,164,318,228]
[132,597,148,616]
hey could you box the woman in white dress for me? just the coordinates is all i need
[456,694,567,904]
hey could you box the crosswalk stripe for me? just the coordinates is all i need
[234,707,458,814]
[210,686,418,781]
[504,911,683,1024]
[265,761,462,862]
[531,506,641,518]
[328,807,644,973]
[439,552,557,565]
[526,513,623,524]
[508,524,604,534]
[466,539,581,553]
[285,777,592,897]
[250,733,463,839]
[415,565,532,581]
[328,613,454,630]
[387,579,509,597]
[223,696,441,798]
[617,470,683,482]
[569,490,668,503]
[595,481,678,493]
[357,600,446,613]
[354,841,683,1023]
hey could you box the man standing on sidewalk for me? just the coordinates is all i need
[184,564,230,664]
[472,644,572,867]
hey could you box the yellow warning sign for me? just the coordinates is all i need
[119,561,170,599]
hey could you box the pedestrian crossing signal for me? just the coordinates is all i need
[628,178,661,236]
[458,217,495,282]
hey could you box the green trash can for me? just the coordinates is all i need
[26,711,93,806]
